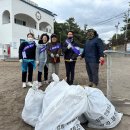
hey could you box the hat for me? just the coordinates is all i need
[51,34,57,38]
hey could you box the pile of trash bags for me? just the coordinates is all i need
[22,74,123,130]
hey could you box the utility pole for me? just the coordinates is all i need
[115,22,120,39]
[84,24,87,32]
[124,5,130,41]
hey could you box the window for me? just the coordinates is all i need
[14,18,26,26]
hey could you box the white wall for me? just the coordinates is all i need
[0,0,54,58]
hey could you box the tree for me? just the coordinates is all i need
[54,17,86,48]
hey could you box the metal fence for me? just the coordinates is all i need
[105,50,130,115]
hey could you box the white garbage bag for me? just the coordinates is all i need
[21,82,45,127]
[84,86,123,129]
[35,80,87,130]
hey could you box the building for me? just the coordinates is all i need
[0,0,55,58]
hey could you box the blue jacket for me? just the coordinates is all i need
[81,37,104,63]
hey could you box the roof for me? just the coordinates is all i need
[20,0,56,17]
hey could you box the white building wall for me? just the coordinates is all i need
[0,0,54,58]
[0,0,12,43]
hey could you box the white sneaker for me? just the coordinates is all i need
[22,82,26,88]
[38,82,42,87]
[27,82,33,87]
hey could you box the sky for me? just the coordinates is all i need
[33,0,129,43]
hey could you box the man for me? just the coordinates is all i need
[81,29,104,87]
[62,31,80,85]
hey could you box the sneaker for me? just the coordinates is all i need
[88,82,93,87]
[27,82,33,87]
[22,82,26,88]
[93,83,97,88]
[38,82,42,87]
[43,80,48,84]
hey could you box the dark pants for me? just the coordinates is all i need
[86,62,99,85]
[44,64,48,81]
[38,64,48,82]
[22,62,33,82]
[65,61,76,85]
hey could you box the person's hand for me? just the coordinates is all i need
[56,54,59,57]
[19,59,22,63]
[70,59,73,62]
[80,57,83,60]
[51,53,54,58]
[99,57,105,65]
[67,44,72,49]
[36,61,39,66]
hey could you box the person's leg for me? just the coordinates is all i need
[70,61,76,85]
[89,63,99,86]
[38,71,42,82]
[44,64,48,81]
[65,61,71,84]
[22,71,27,82]
[85,62,93,86]
[55,63,59,76]
[28,62,33,82]
[48,63,54,82]
[37,62,44,82]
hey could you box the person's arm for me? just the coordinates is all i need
[71,42,79,60]
[56,43,61,56]
[97,39,105,65]
[19,42,24,59]
[97,38,104,58]
[36,45,40,61]
[62,42,68,54]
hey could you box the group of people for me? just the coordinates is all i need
[19,29,104,88]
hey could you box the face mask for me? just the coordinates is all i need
[27,38,33,42]
[68,37,73,39]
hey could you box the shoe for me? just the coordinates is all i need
[43,80,48,84]
[22,82,26,88]
[88,82,93,87]
[38,82,42,87]
[93,83,97,88]
[27,82,33,87]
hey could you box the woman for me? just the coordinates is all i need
[19,33,36,88]
[47,34,61,83]
[36,33,49,87]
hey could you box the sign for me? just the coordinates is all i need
[126,43,130,51]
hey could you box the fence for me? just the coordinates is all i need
[105,50,130,115]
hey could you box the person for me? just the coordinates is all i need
[36,33,49,87]
[44,64,48,82]
[81,29,104,87]
[62,31,80,85]
[19,33,36,88]
[47,34,61,82]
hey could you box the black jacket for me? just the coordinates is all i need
[19,41,36,60]
[62,39,79,60]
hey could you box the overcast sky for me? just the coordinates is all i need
[33,0,129,43]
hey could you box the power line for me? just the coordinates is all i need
[94,12,126,25]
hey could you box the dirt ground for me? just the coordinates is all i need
[0,57,130,130]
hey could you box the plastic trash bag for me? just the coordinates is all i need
[21,81,45,127]
[84,86,123,129]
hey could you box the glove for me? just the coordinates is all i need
[19,59,22,63]
[36,61,39,66]
[56,54,59,57]
[51,53,54,58]
[67,44,72,49]
[70,59,73,62]
[99,57,105,65]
